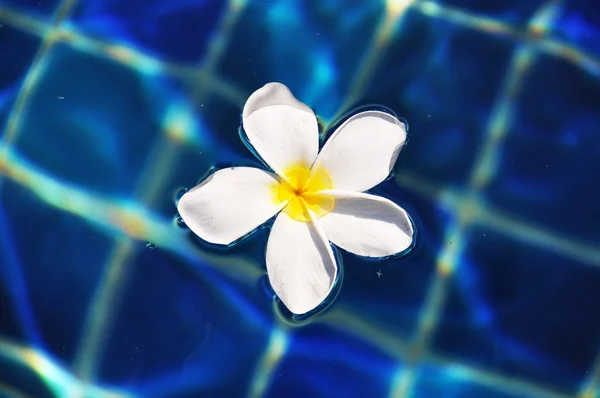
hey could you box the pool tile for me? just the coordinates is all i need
[1,0,62,19]
[412,363,534,398]
[549,0,600,58]
[267,323,399,398]
[219,0,383,120]
[434,0,542,26]
[484,54,600,243]
[70,0,227,63]
[432,226,600,393]
[0,25,40,138]
[0,356,54,398]
[363,15,515,188]
[0,179,115,364]
[98,245,272,396]
[12,42,180,198]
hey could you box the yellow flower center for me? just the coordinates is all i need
[273,165,335,222]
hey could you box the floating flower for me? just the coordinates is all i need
[178,83,414,315]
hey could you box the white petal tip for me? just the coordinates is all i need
[319,191,415,258]
[242,82,313,118]
[266,212,337,317]
[270,275,334,316]
[177,167,282,246]
[177,193,233,246]
[311,110,408,192]
[281,299,321,316]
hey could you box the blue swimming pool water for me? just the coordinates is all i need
[0,0,599,397]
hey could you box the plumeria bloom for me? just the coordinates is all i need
[177,83,414,315]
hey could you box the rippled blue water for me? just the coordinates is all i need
[1,0,599,397]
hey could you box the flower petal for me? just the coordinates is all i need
[177,167,283,245]
[311,110,407,192]
[242,82,319,177]
[319,190,413,257]
[266,211,337,315]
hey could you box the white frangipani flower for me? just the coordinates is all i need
[177,82,414,315]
